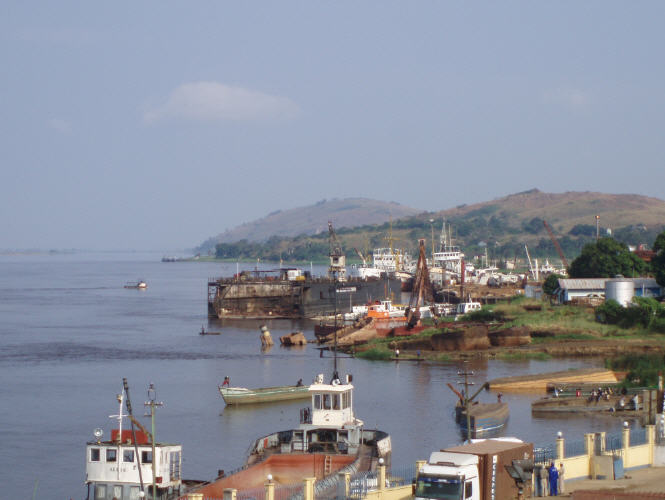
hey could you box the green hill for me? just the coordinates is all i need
[203,189,665,264]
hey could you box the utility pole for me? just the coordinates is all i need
[145,384,163,500]
[595,215,600,242]
[458,363,474,443]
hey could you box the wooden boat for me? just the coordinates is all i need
[218,383,311,405]
[455,401,510,438]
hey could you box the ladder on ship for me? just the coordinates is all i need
[324,455,332,475]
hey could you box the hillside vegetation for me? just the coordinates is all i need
[204,189,665,263]
[197,198,421,253]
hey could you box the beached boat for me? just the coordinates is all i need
[196,373,391,494]
[455,401,510,438]
[218,383,311,405]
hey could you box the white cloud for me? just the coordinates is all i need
[48,118,72,134]
[543,87,590,111]
[143,82,299,124]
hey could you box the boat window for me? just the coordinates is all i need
[323,394,331,409]
[415,475,463,500]
[465,481,473,498]
[169,451,181,480]
[333,394,340,410]
[141,450,153,463]
[314,394,321,409]
[129,486,141,500]
[342,391,349,409]
[94,485,106,499]
[123,449,134,463]
[106,449,117,462]
[90,448,100,462]
[113,485,122,499]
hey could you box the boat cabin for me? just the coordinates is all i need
[85,432,182,500]
[85,391,182,500]
[248,373,376,458]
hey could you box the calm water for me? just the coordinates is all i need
[0,253,626,499]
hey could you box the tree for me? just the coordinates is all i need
[543,273,563,296]
[568,237,647,278]
[653,231,665,287]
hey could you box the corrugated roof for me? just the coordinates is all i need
[557,277,661,290]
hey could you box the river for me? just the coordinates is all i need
[0,253,627,499]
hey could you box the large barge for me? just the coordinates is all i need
[208,269,401,319]
[207,222,401,319]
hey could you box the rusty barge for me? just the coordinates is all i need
[207,222,401,319]
[207,269,401,319]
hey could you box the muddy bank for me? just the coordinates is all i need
[345,323,665,361]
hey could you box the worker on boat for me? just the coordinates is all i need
[222,376,230,387]
[296,378,303,387]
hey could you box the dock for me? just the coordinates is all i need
[489,368,620,392]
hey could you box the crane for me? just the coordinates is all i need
[542,220,569,269]
[328,221,346,280]
[352,247,367,267]
[406,239,435,328]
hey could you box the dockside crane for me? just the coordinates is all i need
[406,239,435,328]
[328,221,346,280]
[542,220,569,270]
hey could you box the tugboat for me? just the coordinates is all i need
[84,382,183,500]
[195,372,391,494]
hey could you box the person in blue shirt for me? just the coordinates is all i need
[548,462,559,496]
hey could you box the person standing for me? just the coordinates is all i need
[539,464,549,496]
[558,463,565,495]
[548,462,559,496]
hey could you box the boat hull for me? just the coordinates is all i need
[219,385,311,405]
[456,402,509,438]
[208,276,402,319]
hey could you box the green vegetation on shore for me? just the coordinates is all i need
[605,354,665,387]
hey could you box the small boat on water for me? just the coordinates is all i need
[124,280,147,289]
[219,382,311,405]
[199,326,221,335]
[448,364,509,439]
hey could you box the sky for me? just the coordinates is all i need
[2,2,664,251]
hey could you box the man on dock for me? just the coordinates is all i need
[548,462,559,496]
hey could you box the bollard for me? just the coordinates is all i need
[303,477,315,500]
[378,463,386,490]
[556,434,564,461]
[265,479,275,500]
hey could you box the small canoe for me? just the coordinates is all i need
[455,402,509,438]
[219,384,310,405]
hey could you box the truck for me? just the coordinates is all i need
[414,438,533,500]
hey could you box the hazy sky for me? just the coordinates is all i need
[2,2,664,250]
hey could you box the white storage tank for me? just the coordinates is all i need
[605,278,634,307]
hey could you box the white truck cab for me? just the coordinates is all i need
[415,452,479,500]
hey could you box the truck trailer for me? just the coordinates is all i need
[415,438,533,500]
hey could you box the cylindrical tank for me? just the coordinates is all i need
[605,278,633,307]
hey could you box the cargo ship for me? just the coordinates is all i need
[207,222,401,319]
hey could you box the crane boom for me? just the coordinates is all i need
[542,220,569,269]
